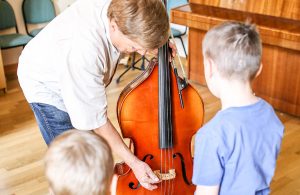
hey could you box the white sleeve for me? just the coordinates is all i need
[60,40,108,130]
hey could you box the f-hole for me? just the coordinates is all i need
[129,154,154,189]
[173,153,193,185]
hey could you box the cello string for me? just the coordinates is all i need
[167,1,176,192]
[162,41,168,195]
[171,150,175,195]
[167,0,174,192]
[168,43,173,195]
[170,31,187,80]
[170,66,175,195]
[165,42,170,195]
[164,43,168,195]
[164,148,166,194]
[167,43,171,195]
[162,1,172,194]
[161,149,163,195]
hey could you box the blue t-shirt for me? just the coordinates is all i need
[192,99,284,195]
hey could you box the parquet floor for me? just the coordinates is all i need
[0,57,299,194]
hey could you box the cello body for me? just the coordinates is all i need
[115,55,204,194]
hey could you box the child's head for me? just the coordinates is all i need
[44,130,113,195]
[202,21,262,83]
[107,0,169,54]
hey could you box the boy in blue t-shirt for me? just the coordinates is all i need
[192,21,284,195]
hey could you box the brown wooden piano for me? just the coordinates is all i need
[171,0,300,117]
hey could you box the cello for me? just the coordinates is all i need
[115,3,204,194]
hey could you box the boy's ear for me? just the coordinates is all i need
[207,58,217,78]
[255,63,263,78]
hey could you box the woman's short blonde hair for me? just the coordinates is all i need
[108,0,170,50]
[45,130,113,195]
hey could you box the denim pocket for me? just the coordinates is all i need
[30,103,74,145]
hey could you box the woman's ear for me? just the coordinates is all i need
[109,19,118,32]
[255,63,263,78]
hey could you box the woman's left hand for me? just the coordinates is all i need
[147,41,177,62]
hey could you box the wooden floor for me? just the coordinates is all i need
[0,57,299,195]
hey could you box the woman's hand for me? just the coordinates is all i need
[147,41,177,61]
[129,158,160,190]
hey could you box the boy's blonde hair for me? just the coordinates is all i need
[203,21,262,81]
[108,0,170,50]
[44,130,113,195]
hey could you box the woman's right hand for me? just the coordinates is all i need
[129,158,160,190]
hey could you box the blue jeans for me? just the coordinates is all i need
[30,103,74,145]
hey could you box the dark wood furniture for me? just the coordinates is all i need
[171,0,300,117]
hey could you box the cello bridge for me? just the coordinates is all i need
[154,169,176,180]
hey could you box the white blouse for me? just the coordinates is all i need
[18,0,120,130]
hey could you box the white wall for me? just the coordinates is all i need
[1,0,76,66]
[53,0,76,13]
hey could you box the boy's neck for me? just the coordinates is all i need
[218,78,259,110]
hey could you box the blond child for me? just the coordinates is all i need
[192,21,284,195]
[45,130,113,195]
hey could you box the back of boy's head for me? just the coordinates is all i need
[44,130,113,195]
[202,21,262,81]
[108,0,170,50]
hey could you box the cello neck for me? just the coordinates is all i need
[158,43,173,149]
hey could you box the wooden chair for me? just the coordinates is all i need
[0,0,33,92]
